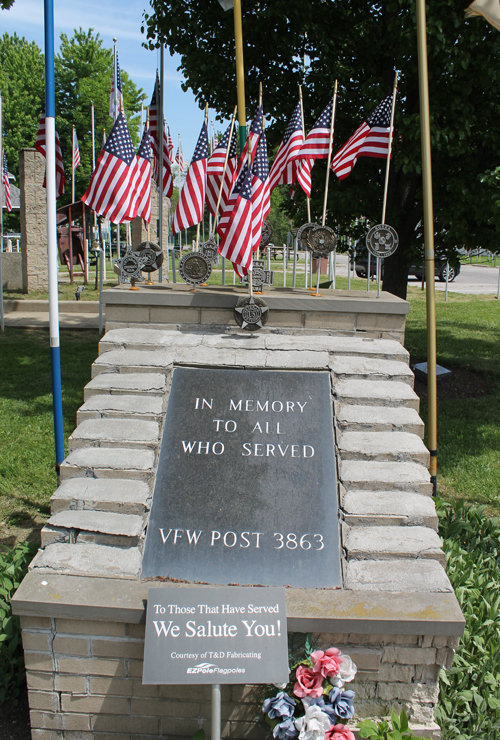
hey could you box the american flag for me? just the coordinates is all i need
[2,150,12,213]
[299,100,334,160]
[205,124,237,217]
[73,130,81,170]
[148,78,173,197]
[166,125,174,162]
[218,163,253,271]
[127,127,151,224]
[175,139,185,172]
[216,105,263,235]
[152,128,174,198]
[149,75,160,160]
[109,52,125,120]
[331,94,393,180]
[172,121,209,235]
[295,158,313,198]
[251,130,270,253]
[81,111,138,224]
[35,107,65,198]
[268,102,304,192]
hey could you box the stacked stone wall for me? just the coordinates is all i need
[19,148,48,293]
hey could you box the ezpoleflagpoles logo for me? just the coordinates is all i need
[187,662,246,675]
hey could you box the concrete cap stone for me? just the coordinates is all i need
[264,335,409,362]
[100,328,203,351]
[336,405,424,438]
[340,460,432,495]
[92,349,174,376]
[78,394,163,416]
[29,543,142,579]
[47,510,144,537]
[60,447,155,480]
[84,372,166,397]
[50,478,150,515]
[68,419,159,450]
[338,431,430,465]
[342,491,438,529]
[345,525,444,563]
[345,559,453,592]
[335,379,420,409]
[331,357,414,385]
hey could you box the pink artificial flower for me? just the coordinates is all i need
[293,664,324,698]
[325,724,356,740]
[310,648,343,678]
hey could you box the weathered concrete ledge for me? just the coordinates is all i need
[12,572,464,636]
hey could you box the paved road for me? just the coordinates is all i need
[332,255,499,295]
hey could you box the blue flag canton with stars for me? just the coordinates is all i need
[3,150,8,176]
[116,53,123,93]
[249,104,264,136]
[217,125,237,158]
[252,131,269,183]
[192,122,209,163]
[312,101,333,130]
[239,165,253,202]
[104,112,135,166]
[138,129,151,161]
[150,74,160,107]
[283,103,303,143]
[228,127,237,158]
[367,94,392,128]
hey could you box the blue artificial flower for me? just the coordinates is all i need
[263,691,296,719]
[273,717,299,740]
[329,687,356,720]
[308,696,337,724]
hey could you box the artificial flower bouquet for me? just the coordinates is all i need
[262,647,357,740]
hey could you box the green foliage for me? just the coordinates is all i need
[358,708,427,740]
[0,541,37,709]
[436,500,500,739]
[0,32,45,175]
[55,28,146,204]
[191,730,205,740]
[143,0,500,298]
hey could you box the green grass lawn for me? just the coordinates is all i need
[0,288,499,545]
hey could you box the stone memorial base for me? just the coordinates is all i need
[13,306,464,740]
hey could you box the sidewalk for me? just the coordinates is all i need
[3,300,101,329]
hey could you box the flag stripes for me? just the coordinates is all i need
[172,121,209,235]
[206,124,237,217]
[35,108,66,198]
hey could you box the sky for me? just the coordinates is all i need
[1,0,225,159]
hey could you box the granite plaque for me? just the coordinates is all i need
[141,368,341,588]
[142,586,289,685]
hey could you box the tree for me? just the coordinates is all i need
[0,33,44,179]
[55,28,146,203]
[143,0,500,298]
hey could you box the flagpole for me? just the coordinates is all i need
[159,47,165,282]
[233,0,246,154]
[377,73,399,299]
[0,92,4,332]
[72,125,75,203]
[113,38,121,261]
[299,86,311,223]
[416,0,438,494]
[321,80,338,227]
[44,0,65,478]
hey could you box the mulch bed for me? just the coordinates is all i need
[0,690,31,740]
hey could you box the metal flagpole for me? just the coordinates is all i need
[71,125,75,203]
[233,0,246,154]
[416,0,438,495]
[159,47,165,282]
[321,81,338,227]
[377,73,398,299]
[44,0,65,478]
[299,86,311,223]
[0,92,4,332]
[112,39,121,262]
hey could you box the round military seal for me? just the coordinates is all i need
[296,222,318,251]
[366,224,399,259]
[259,219,274,248]
[179,251,212,286]
[134,241,163,274]
[199,237,219,267]
[234,295,269,331]
[121,253,143,277]
[307,225,337,256]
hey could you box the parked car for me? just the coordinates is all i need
[355,252,461,282]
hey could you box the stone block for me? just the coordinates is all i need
[338,431,430,465]
[61,713,92,731]
[264,349,330,369]
[28,690,60,712]
[47,511,144,539]
[20,616,53,630]
[61,693,130,714]
[55,656,126,677]
[382,646,437,665]
[53,675,87,694]
[269,310,304,327]
[104,305,151,323]
[345,526,444,563]
[331,356,414,385]
[149,306,200,324]
[200,308,235,325]
[90,637,144,660]
[356,313,406,332]
[335,379,420,410]
[92,349,174,377]
[305,312,356,331]
[29,710,62,730]
[127,623,145,639]
[340,460,433,495]
[77,393,164,423]
[336,405,424,438]
[60,447,155,481]
[344,647,381,671]
[69,418,159,451]
[50,478,151,516]
[31,730,62,740]
[84,372,166,399]
[24,652,56,672]
[30,543,142,579]
[55,618,127,637]
[91,714,159,734]
[342,491,438,529]
[26,672,55,692]
[40,525,69,547]
[52,636,90,656]
[22,632,53,652]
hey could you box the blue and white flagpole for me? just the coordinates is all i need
[44,0,65,477]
